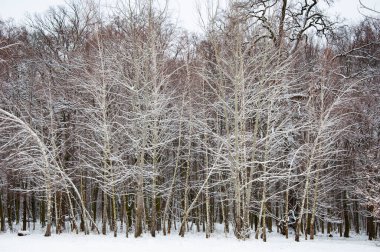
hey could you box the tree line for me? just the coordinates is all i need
[0,0,379,241]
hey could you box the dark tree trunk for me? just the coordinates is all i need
[0,193,5,232]
[7,193,12,231]
[134,177,144,238]
[44,223,52,237]
[124,195,129,238]
[150,195,157,237]
[254,214,258,232]
[310,218,315,239]
[343,207,350,237]
[31,193,36,230]
[327,221,332,235]
[367,205,375,240]
[354,201,360,234]
[295,219,300,242]
[40,199,46,228]
[22,193,27,231]
[92,186,98,231]
[15,192,20,225]
[102,192,107,235]
[321,220,324,234]
[267,202,273,233]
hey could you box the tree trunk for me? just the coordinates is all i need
[40,198,45,228]
[7,191,13,232]
[267,202,272,233]
[354,201,360,234]
[135,175,144,238]
[15,192,20,225]
[112,193,117,237]
[31,193,36,230]
[343,192,350,238]
[44,189,52,237]
[179,145,191,237]
[92,186,98,231]
[295,152,315,242]
[204,138,211,238]
[150,152,157,237]
[55,193,60,234]
[0,192,5,232]
[124,195,129,238]
[102,192,107,235]
[310,171,320,240]
[367,205,375,240]
[22,193,27,231]
[162,132,182,236]
[66,191,78,234]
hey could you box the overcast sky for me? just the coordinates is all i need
[0,0,378,33]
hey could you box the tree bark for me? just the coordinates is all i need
[0,192,5,232]
[44,188,52,237]
[367,205,375,240]
[135,175,144,238]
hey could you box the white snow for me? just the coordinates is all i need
[0,231,378,252]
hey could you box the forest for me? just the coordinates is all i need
[0,0,379,243]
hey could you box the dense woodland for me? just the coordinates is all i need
[0,0,379,242]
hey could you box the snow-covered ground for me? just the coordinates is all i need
[0,230,378,252]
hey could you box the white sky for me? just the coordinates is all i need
[0,0,379,33]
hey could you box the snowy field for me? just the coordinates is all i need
[1,231,378,252]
